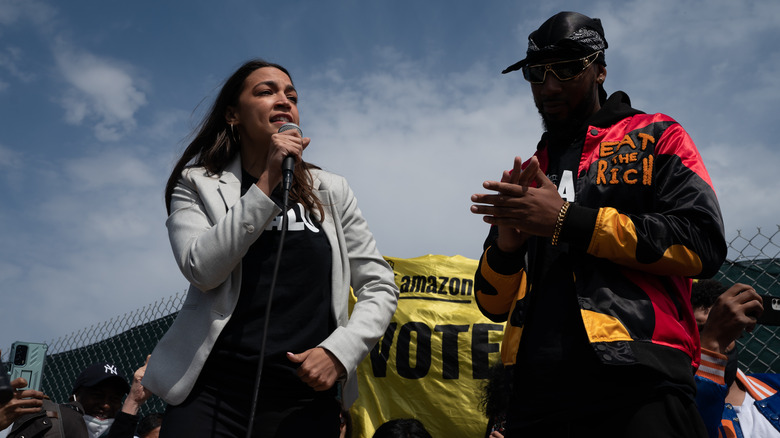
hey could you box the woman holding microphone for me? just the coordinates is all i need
[143,59,398,437]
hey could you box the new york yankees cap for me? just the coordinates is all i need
[71,361,130,394]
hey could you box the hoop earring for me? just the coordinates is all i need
[229,124,240,145]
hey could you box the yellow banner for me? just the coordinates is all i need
[349,255,505,438]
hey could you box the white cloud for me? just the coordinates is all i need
[54,41,148,141]
[28,147,169,250]
[60,92,89,124]
[0,143,180,351]
[598,0,780,102]
[0,261,22,284]
[144,109,193,146]
[0,143,22,168]
[739,51,780,115]
[0,0,56,27]
[597,0,779,53]
[703,139,780,235]
[1,235,183,350]
[0,46,34,84]
[301,53,538,259]
[63,149,158,190]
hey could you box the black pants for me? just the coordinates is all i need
[159,379,341,438]
[504,388,708,438]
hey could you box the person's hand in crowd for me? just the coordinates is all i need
[122,355,153,416]
[700,283,764,354]
[0,377,46,430]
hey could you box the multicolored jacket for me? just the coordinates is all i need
[475,92,727,384]
[696,349,780,438]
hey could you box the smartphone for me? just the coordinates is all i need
[757,294,780,326]
[9,342,48,392]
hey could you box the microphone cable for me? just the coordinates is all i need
[246,124,300,438]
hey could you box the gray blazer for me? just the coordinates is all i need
[143,156,398,407]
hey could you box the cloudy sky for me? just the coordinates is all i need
[1,0,779,360]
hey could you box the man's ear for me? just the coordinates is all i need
[596,65,607,84]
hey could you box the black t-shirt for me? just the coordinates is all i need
[204,171,333,399]
[517,134,587,369]
[510,134,606,421]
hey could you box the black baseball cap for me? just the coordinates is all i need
[71,362,130,395]
[503,11,608,74]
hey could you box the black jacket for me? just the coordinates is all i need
[8,400,87,438]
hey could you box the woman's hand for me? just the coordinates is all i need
[287,347,346,391]
[256,129,310,196]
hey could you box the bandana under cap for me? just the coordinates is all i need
[503,11,608,74]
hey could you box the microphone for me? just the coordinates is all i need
[278,123,302,192]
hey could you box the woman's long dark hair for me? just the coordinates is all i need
[165,59,323,217]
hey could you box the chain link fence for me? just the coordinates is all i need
[714,226,780,375]
[3,227,779,419]
[14,292,187,417]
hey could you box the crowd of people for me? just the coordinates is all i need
[0,358,432,437]
[1,356,161,438]
[2,10,778,438]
